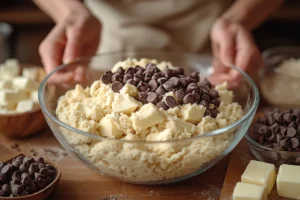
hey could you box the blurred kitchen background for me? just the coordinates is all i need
[0,0,299,66]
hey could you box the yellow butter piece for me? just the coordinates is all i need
[112,94,139,115]
[179,104,205,124]
[13,77,39,92]
[131,103,165,130]
[30,91,39,102]
[16,99,39,113]
[241,160,276,194]
[277,164,300,199]
[98,117,123,139]
[0,89,27,103]
[233,182,267,200]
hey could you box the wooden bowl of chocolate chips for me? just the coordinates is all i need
[0,155,61,200]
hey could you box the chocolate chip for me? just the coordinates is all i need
[259,126,268,134]
[26,183,37,194]
[136,69,144,75]
[274,112,282,122]
[37,178,47,190]
[1,165,12,176]
[204,109,211,117]
[123,74,133,83]
[200,100,209,108]
[12,171,21,180]
[100,74,112,84]
[126,79,136,86]
[116,67,125,74]
[46,164,55,171]
[147,92,158,104]
[157,77,167,85]
[12,161,22,168]
[175,90,185,101]
[186,83,198,93]
[11,184,23,196]
[201,94,210,101]
[291,137,299,148]
[152,73,162,80]
[10,179,21,185]
[111,81,123,93]
[125,67,134,75]
[48,170,56,178]
[0,174,7,184]
[145,63,156,71]
[210,109,219,118]
[163,81,175,92]
[165,96,177,108]
[202,78,212,88]
[190,72,200,81]
[210,90,219,99]
[2,184,11,196]
[163,68,173,78]
[156,101,169,110]
[287,127,297,137]
[179,78,187,88]
[21,175,32,187]
[112,73,123,82]
[153,86,165,96]
[137,82,150,92]
[211,99,220,107]
[192,91,200,102]
[29,163,39,175]
[45,176,52,184]
[104,71,112,76]
[284,114,292,123]
[35,157,45,164]
[169,77,179,86]
[183,93,195,104]
[148,80,158,91]
[34,173,44,181]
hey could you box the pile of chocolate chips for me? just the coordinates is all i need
[101,63,220,117]
[0,156,57,197]
[251,108,300,152]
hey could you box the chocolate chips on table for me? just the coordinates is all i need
[0,156,57,197]
[251,108,300,152]
[100,63,220,117]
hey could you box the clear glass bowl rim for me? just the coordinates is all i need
[38,51,260,144]
[245,132,300,156]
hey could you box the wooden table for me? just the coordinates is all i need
[0,128,229,200]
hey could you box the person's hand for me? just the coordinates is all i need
[39,7,101,82]
[210,19,263,87]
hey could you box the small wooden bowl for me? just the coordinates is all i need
[0,154,61,200]
[0,64,47,138]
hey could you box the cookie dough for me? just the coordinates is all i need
[56,59,243,182]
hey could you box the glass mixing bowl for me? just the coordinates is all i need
[38,51,259,184]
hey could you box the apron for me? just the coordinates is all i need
[85,0,232,54]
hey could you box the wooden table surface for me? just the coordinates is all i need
[0,128,229,200]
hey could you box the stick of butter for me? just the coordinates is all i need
[277,164,300,199]
[233,182,267,200]
[241,160,276,195]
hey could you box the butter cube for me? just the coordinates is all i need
[0,80,12,89]
[22,67,39,81]
[112,94,139,114]
[277,164,300,199]
[30,91,39,102]
[98,117,123,139]
[13,77,39,92]
[131,103,165,130]
[241,160,276,194]
[233,182,267,200]
[179,104,205,124]
[16,100,39,112]
[0,90,27,103]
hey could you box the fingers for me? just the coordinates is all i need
[63,27,84,64]
[39,24,66,74]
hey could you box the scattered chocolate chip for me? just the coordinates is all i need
[169,77,179,86]
[37,178,47,190]
[1,165,12,176]
[12,171,21,180]
[133,74,143,83]
[287,127,297,137]
[19,163,29,173]
[116,67,125,74]
[165,96,177,108]
[155,85,167,96]
[100,74,112,84]
[2,183,11,196]
[163,68,173,78]
[192,91,201,102]
[210,90,219,99]
[186,83,198,93]
[291,138,299,148]
[0,174,7,184]
[200,100,209,108]
[21,175,31,187]
[111,81,123,93]
[112,73,123,82]
[190,72,200,81]
[29,163,39,175]
[210,109,219,118]
[11,184,23,196]
[163,81,175,92]
[175,90,185,101]
[201,94,210,101]
[157,77,168,85]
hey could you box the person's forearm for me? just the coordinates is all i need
[33,0,87,23]
[221,0,284,30]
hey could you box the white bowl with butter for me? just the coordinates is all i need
[39,52,259,184]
